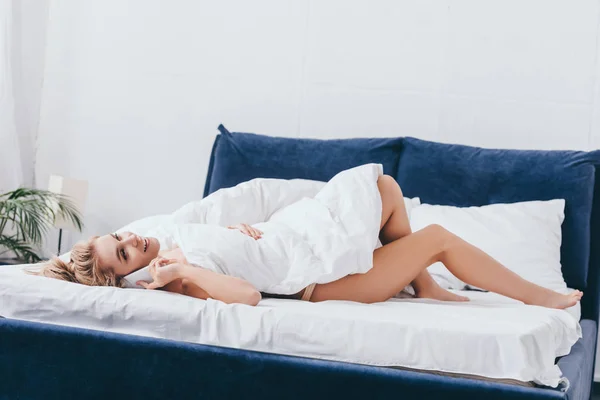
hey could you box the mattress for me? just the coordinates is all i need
[0,265,581,388]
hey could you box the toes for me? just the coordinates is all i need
[568,292,583,303]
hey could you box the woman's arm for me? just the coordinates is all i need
[176,264,261,306]
[161,278,211,301]
[141,260,261,306]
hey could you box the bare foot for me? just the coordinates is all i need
[415,285,470,302]
[537,290,583,309]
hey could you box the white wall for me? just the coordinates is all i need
[36,0,600,240]
[32,0,600,378]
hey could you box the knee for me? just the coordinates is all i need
[423,223,445,236]
[378,174,403,197]
[422,224,457,257]
[378,174,396,187]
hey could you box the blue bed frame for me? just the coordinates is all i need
[2,125,600,400]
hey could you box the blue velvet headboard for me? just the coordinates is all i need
[204,125,600,321]
[204,125,404,194]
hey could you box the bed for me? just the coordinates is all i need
[1,124,600,400]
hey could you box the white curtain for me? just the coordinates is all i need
[0,0,22,193]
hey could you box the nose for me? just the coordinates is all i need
[125,234,140,247]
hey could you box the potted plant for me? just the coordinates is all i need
[0,188,83,265]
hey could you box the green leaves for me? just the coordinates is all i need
[0,235,41,263]
[0,188,84,263]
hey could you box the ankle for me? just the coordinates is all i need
[414,280,440,295]
[522,287,555,307]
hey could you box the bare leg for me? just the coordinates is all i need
[435,227,582,308]
[377,175,467,302]
[312,224,582,309]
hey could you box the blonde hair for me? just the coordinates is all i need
[33,236,123,287]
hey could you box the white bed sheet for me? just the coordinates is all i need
[0,265,581,388]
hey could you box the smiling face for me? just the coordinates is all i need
[94,231,160,277]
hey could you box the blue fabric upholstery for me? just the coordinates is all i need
[0,318,575,400]
[558,320,597,400]
[586,167,600,329]
[203,125,403,196]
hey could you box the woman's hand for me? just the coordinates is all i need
[137,256,182,290]
[227,223,263,240]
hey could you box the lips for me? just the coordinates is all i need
[142,237,148,253]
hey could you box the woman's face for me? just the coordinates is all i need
[95,231,160,277]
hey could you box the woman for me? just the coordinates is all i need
[38,175,583,309]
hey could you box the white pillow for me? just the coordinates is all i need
[403,197,421,218]
[410,199,568,293]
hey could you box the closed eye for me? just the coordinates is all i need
[112,233,128,262]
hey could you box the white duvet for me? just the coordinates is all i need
[138,163,384,294]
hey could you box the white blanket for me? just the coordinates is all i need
[140,163,384,294]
